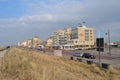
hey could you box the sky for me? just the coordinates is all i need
[0,0,120,45]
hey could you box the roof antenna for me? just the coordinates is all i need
[79,21,86,27]
[79,23,82,27]
[82,21,85,25]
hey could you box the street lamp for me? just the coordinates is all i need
[108,29,111,56]
[106,29,111,56]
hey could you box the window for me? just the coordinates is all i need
[75,41,77,43]
[85,30,89,33]
[72,32,78,39]
[90,30,92,32]
[85,39,89,41]
[90,33,92,35]
[85,36,89,39]
[85,33,89,36]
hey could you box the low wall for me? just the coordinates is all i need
[54,50,62,57]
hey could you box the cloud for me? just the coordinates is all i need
[19,14,56,23]
[0,0,120,45]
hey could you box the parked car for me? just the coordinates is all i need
[36,47,43,51]
[82,53,95,59]
[73,52,83,57]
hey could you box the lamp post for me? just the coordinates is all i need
[108,29,111,56]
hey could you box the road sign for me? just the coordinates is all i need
[96,38,104,52]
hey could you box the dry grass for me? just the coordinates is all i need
[0,47,120,80]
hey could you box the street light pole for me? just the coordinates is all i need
[108,29,111,56]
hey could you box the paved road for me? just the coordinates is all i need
[0,49,8,58]
[0,49,8,67]
[62,48,120,69]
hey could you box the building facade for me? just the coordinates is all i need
[32,36,41,47]
[46,37,53,47]
[46,25,94,50]
[45,28,72,49]
[20,36,42,48]
[71,25,94,49]
[20,41,28,47]
[62,25,94,50]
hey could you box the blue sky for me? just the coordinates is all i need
[0,0,120,45]
[0,0,25,18]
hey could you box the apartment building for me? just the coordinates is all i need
[20,41,28,47]
[71,25,94,49]
[20,36,42,48]
[27,39,32,47]
[32,36,41,47]
[45,28,71,49]
[46,37,53,47]
[45,25,94,50]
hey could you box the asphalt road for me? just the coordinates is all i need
[0,49,8,67]
[0,49,8,58]
[62,48,120,69]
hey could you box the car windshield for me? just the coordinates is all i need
[89,53,93,55]
[75,52,80,54]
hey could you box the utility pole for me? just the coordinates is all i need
[108,29,111,56]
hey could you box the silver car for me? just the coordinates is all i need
[73,52,83,57]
